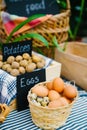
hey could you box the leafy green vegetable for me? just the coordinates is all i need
[6,14,45,43]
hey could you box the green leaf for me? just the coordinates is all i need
[56,0,67,9]
[68,29,74,40]
[62,41,68,51]
[52,36,64,52]
[6,14,45,43]
[13,33,49,48]
[34,47,45,55]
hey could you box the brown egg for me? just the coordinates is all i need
[48,90,60,101]
[59,97,69,106]
[48,100,62,108]
[32,85,49,97]
[62,96,72,104]
[63,84,77,99]
[46,81,53,90]
[53,77,64,93]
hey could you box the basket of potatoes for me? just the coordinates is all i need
[0,52,45,77]
[27,77,78,130]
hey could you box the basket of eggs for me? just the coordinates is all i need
[27,77,78,130]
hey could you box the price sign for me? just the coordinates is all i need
[17,69,46,111]
[2,40,32,61]
[5,0,60,17]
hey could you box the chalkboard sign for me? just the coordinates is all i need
[5,0,60,17]
[17,69,46,111]
[2,40,32,61]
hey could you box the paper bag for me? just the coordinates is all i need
[54,41,87,91]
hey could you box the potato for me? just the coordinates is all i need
[28,58,32,64]
[10,69,20,77]
[11,61,19,69]
[0,55,3,61]
[19,66,25,74]
[36,61,45,69]
[0,53,46,76]
[7,56,15,64]
[32,54,42,63]
[22,53,31,60]
[20,60,28,67]
[41,59,45,65]
[15,55,23,62]
[26,63,36,72]
[7,67,12,73]
[0,61,3,68]
[2,64,11,71]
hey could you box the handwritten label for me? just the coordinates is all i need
[17,69,46,111]
[2,40,32,61]
[5,0,60,17]
[20,76,39,88]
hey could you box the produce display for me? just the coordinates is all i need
[0,53,61,124]
[0,53,45,76]
[28,77,77,108]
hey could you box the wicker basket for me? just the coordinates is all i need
[0,0,70,58]
[27,81,78,130]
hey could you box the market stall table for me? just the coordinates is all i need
[0,81,87,130]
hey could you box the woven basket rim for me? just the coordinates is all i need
[53,10,70,18]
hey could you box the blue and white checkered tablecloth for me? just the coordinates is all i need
[0,69,16,105]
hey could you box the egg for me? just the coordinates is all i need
[31,85,49,97]
[59,97,69,106]
[46,81,53,90]
[48,90,60,101]
[63,97,72,104]
[63,84,77,99]
[48,100,62,108]
[53,77,64,93]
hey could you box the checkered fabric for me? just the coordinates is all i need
[0,69,16,105]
